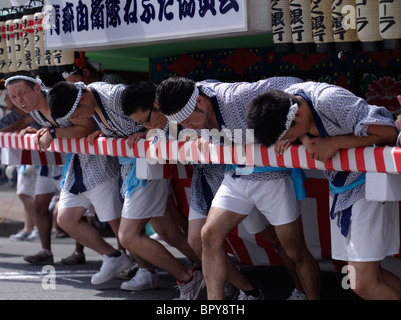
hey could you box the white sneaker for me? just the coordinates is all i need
[175,269,205,300]
[91,251,132,285]
[27,227,39,241]
[120,268,159,291]
[287,288,307,300]
[9,229,29,241]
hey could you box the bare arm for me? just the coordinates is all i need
[0,114,35,132]
[300,125,398,163]
[36,118,97,150]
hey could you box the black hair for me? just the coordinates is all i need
[6,70,38,90]
[73,60,100,77]
[156,76,196,115]
[246,89,297,147]
[48,81,86,119]
[121,82,156,116]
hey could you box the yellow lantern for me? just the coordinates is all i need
[13,12,26,71]
[356,0,382,51]
[289,0,315,52]
[271,0,294,52]
[22,7,39,73]
[33,7,47,73]
[5,13,18,74]
[0,15,9,77]
[52,50,75,73]
[332,0,360,51]
[311,0,335,52]
[379,0,401,49]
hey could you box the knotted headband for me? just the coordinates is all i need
[165,85,215,123]
[5,75,43,88]
[57,81,87,121]
[277,99,299,141]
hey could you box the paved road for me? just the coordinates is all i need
[0,180,362,305]
[0,235,192,300]
[0,234,362,301]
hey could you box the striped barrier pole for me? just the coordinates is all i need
[1,132,401,174]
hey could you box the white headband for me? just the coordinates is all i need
[5,75,43,88]
[277,99,299,141]
[62,68,79,79]
[165,85,215,123]
[58,82,86,121]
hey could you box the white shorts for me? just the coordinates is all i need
[331,198,400,262]
[16,166,37,197]
[122,179,169,220]
[58,176,122,222]
[35,175,61,196]
[188,206,269,235]
[211,174,300,226]
[241,207,270,235]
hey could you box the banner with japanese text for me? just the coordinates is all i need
[44,0,270,50]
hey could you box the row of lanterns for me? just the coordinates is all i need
[272,0,401,53]
[0,5,76,79]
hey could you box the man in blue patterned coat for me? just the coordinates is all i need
[156,76,320,300]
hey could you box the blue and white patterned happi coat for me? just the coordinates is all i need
[36,89,120,194]
[285,81,397,215]
[87,82,145,196]
[189,77,303,216]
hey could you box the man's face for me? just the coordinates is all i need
[280,113,309,143]
[6,81,40,113]
[130,108,153,128]
[65,74,87,85]
[178,105,208,130]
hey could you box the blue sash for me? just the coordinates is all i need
[299,92,362,237]
[60,153,72,189]
[329,173,366,194]
[226,164,307,201]
[118,157,146,197]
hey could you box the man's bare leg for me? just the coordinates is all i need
[58,207,116,255]
[274,217,320,299]
[201,207,246,300]
[349,261,401,299]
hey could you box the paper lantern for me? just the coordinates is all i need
[52,50,75,73]
[311,0,335,52]
[33,8,47,73]
[356,0,382,51]
[332,0,360,51]
[289,0,315,52]
[379,0,401,50]
[271,0,294,52]
[0,16,9,77]
[13,12,26,71]
[22,7,39,73]
[5,13,18,74]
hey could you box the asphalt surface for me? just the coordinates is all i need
[0,178,390,317]
[0,229,362,301]
[0,178,367,314]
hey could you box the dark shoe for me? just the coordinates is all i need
[61,252,86,265]
[23,250,54,265]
